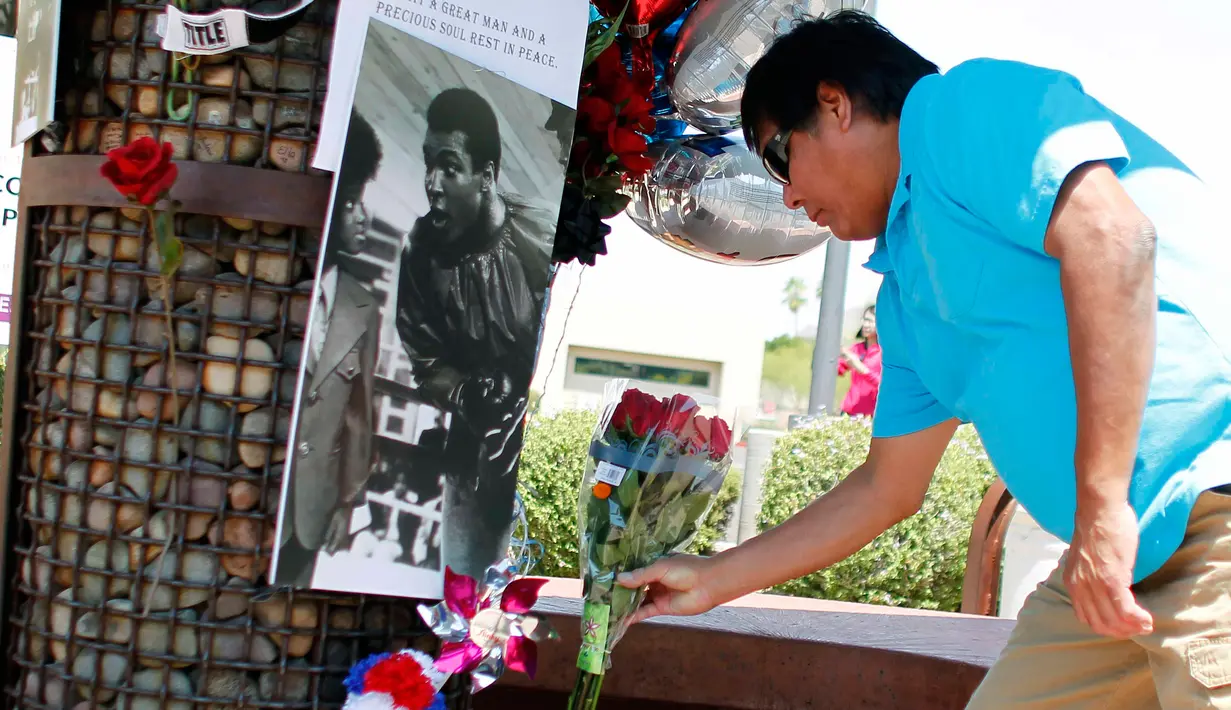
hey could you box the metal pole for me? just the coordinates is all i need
[807,239,850,416]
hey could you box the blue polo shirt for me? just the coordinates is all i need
[867,58,1231,582]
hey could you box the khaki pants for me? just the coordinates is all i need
[968,488,1231,709]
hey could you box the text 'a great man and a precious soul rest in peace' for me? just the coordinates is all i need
[374,0,560,68]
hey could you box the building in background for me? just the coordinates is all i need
[531,215,880,436]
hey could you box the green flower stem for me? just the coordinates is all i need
[567,670,605,710]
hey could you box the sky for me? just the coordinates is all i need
[586,0,1231,344]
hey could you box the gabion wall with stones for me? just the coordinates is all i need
[7,2,468,707]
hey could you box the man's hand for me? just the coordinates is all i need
[616,555,718,623]
[322,508,353,555]
[1063,501,1153,638]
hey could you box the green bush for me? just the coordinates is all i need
[757,416,996,611]
[519,409,742,578]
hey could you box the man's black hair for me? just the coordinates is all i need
[741,10,939,153]
[426,87,502,178]
[336,109,383,206]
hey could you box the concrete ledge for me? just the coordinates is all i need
[480,580,1016,709]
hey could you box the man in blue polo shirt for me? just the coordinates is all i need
[618,11,1231,707]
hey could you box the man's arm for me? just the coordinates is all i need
[1046,161,1156,638]
[620,419,958,619]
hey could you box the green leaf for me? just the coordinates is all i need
[587,175,624,194]
[153,210,183,278]
[582,1,628,69]
[594,193,631,220]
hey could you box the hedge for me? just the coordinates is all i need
[757,416,996,611]
[519,409,742,579]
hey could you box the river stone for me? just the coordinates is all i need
[136,360,199,421]
[92,48,166,81]
[134,611,198,667]
[218,516,272,581]
[252,97,313,130]
[202,335,276,405]
[110,8,139,41]
[213,577,253,620]
[197,272,280,334]
[177,399,235,464]
[136,549,220,610]
[201,63,252,90]
[192,127,262,165]
[71,648,130,702]
[200,620,278,663]
[259,658,311,701]
[22,546,53,594]
[134,299,203,364]
[276,341,304,402]
[23,597,50,662]
[242,55,316,91]
[86,211,143,261]
[57,313,134,383]
[287,280,313,332]
[104,82,160,118]
[174,463,227,539]
[121,418,180,467]
[75,538,133,603]
[27,485,86,530]
[46,235,88,293]
[228,477,260,511]
[86,482,145,535]
[249,23,322,59]
[30,420,72,478]
[22,666,69,706]
[183,215,239,261]
[145,244,218,305]
[48,590,80,662]
[81,258,144,307]
[234,234,300,285]
[254,596,318,657]
[198,668,259,703]
[269,132,316,173]
[116,668,194,710]
[238,406,290,468]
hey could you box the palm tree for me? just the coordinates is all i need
[783,277,807,335]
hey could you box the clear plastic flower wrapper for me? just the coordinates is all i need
[568,381,734,709]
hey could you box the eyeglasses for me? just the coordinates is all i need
[762,129,793,186]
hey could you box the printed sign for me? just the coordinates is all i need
[312,0,590,170]
[271,4,585,599]
[11,0,61,147]
[0,35,23,342]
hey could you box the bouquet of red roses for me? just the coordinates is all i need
[568,383,734,709]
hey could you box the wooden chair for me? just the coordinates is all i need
[961,479,1018,616]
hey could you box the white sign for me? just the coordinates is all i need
[312,0,590,171]
[0,35,24,344]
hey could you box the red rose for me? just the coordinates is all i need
[710,417,733,459]
[660,394,697,436]
[578,95,616,134]
[99,136,178,206]
[690,415,713,448]
[620,151,655,177]
[591,44,628,94]
[621,388,662,439]
[618,93,656,134]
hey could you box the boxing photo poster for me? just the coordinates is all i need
[272,4,585,598]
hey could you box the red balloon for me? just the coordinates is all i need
[592,0,691,38]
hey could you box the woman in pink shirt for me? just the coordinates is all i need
[837,306,882,417]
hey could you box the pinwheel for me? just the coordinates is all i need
[419,561,557,692]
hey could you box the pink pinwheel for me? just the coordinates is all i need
[426,566,554,687]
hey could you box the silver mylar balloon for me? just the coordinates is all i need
[667,0,832,134]
[667,0,872,134]
[627,134,830,265]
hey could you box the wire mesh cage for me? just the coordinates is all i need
[5,1,471,707]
